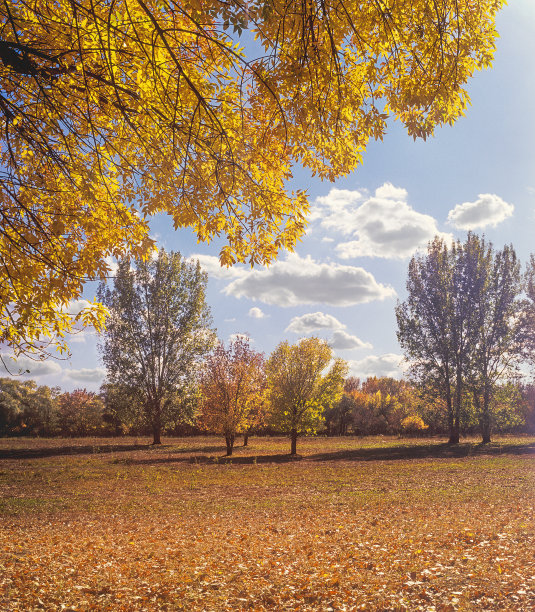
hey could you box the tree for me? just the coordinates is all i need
[0,378,60,436]
[199,336,265,456]
[0,0,504,356]
[401,415,429,436]
[396,237,462,443]
[324,376,359,436]
[266,337,347,455]
[99,381,144,436]
[57,389,105,436]
[464,237,522,443]
[397,234,523,443]
[98,250,214,445]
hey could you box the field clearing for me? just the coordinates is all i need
[1,435,534,611]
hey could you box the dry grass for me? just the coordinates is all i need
[1,435,534,610]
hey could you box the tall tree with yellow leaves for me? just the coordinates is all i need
[0,0,504,356]
[267,337,347,455]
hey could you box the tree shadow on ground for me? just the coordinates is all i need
[1,440,533,464]
[126,453,305,466]
[0,443,155,460]
[308,441,535,463]
[172,445,228,455]
[124,441,535,466]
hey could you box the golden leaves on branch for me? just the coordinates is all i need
[0,0,504,355]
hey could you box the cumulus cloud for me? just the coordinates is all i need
[61,299,93,316]
[69,331,88,343]
[64,367,106,383]
[223,253,395,307]
[285,312,345,334]
[285,312,372,349]
[191,254,246,280]
[249,307,266,319]
[330,330,372,350]
[447,194,514,229]
[314,183,450,259]
[347,353,404,379]
[1,354,62,377]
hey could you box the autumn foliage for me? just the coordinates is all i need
[0,435,534,610]
[199,337,266,455]
[0,0,504,355]
[266,337,347,454]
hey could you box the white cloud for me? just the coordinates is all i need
[285,312,371,349]
[249,307,266,319]
[286,312,345,334]
[313,188,364,230]
[64,367,106,383]
[61,299,93,316]
[1,353,62,377]
[191,254,247,280]
[330,330,372,350]
[314,183,450,259]
[104,256,119,276]
[68,327,98,344]
[447,194,514,229]
[223,253,395,307]
[229,333,252,344]
[347,353,404,379]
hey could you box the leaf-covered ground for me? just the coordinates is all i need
[1,435,534,611]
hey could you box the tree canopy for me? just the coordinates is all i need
[396,233,523,444]
[267,337,347,454]
[199,336,266,456]
[97,250,214,444]
[0,0,504,356]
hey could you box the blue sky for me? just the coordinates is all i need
[5,0,535,391]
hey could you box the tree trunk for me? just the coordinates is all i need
[449,422,460,444]
[152,422,161,445]
[449,370,461,444]
[481,383,492,444]
[290,428,298,455]
[151,401,162,445]
[445,384,459,444]
[243,433,248,447]
[225,433,235,456]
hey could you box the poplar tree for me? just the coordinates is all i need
[98,251,214,444]
[466,238,522,443]
[397,234,523,443]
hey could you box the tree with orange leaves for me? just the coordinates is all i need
[199,336,266,456]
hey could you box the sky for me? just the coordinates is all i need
[4,0,535,391]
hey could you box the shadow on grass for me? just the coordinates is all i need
[172,445,228,455]
[126,453,305,466]
[0,443,154,460]
[308,441,535,463]
[1,440,533,464]
[122,440,535,466]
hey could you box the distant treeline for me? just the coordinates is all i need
[1,375,533,439]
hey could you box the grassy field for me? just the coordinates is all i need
[0,435,534,611]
